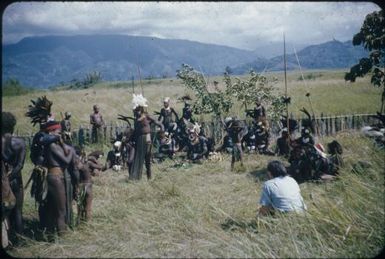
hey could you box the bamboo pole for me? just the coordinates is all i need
[284,33,290,136]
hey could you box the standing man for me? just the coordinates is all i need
[253,97,267,124]
[130,94,164,180]
[43,121,77,235]
[26,96,60,232]
[224,117,248,171]
[90,105,105,144]
[61,111,72,144]
[1,112,26,241]
[158,97,179,134]
[2,160,16,248]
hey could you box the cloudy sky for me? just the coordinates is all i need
[2,1,381,50]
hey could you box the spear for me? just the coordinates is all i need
[283,33,290,136]
[137,64,144,96]
[294,46,321,137]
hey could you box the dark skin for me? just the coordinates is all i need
[2,133,26,234]
[2,134,26,182]
[75,156,93,221]
[131,107,164,180]
[135,108,164,129]
[158,101,179,128]
[90,106,105,128]
[224,121,248,171]
[44,127,75,234]
[90,105,105,143]
[87,156,103,176]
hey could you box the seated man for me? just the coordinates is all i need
[258,160,307,216]
[155,130,177,160]
[87,151,104,176]
[275,128,291,157]
[104,141,123,172]
[327,140,344,176]
[295,128,315,147]
[186,123,208,162]
[242,128,256,153]
[217,134,234,154]
[255,121,274,155]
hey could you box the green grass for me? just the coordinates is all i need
[4,132,385,258]
[2,69,382,135]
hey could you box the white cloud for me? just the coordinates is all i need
[2,1,381,49]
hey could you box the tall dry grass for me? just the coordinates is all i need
[2,69,381,135]
[5,132,384,258]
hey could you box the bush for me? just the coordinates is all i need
[2,78,34,96]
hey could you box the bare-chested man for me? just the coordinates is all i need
[158,97,179,133]
[43,121,76,235]
[1,112,26,238]
[60,111,72,144]
[224,117,248,171]
[73,147,93,222]
[90,105,105,143]
[130,94,164,180]
[2,160,16,248]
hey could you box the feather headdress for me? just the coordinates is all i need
[132,94,148,110]
[187,122,201,135]
[25,96,53,126]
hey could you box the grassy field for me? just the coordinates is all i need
[3,69,384,257]
[5,132,385,258]
[2,69,382,135]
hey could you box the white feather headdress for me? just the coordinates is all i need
[188,122,201,135]
[132,94,148,110]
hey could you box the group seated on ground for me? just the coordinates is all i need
[147,104,345,181]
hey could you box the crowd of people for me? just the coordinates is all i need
[2,94,348,249]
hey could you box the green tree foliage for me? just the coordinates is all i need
[176,64,233,117]
[345,10,385,113]
[69,71,102,89]
[2,78,33,96]
[225,66,233,75]
[224,71,285,121]
[177,64,285,122]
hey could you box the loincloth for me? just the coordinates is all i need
[48,167,64,176]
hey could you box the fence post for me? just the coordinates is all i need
[110,122,114,143]
[29,132,33,147]
[87,126,91,145]
[325,115,329,136]
[72,130,78,146]
[348,115,353,131]
[78,126,85,148]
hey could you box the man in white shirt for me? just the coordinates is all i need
[258,160,307,216]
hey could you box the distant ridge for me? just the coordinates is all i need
[2,35,367,88]
[231,39,368,74]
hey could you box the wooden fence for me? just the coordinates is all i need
[17,113,379,147]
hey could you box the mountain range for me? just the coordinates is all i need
[2,34,368,88]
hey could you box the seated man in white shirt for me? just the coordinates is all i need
[258,160,307,216]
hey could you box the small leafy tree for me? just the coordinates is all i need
[176,64,233,117]
[345,9,385,113]
[224,71,284,121]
